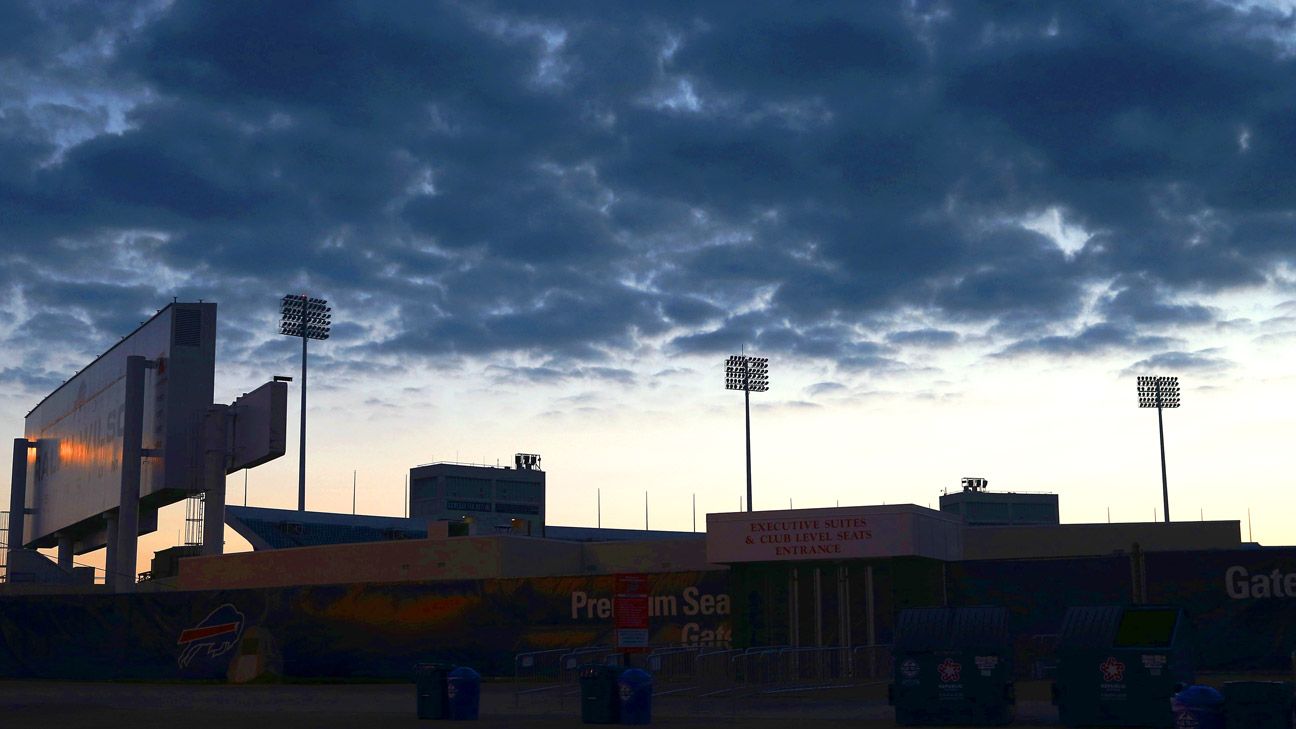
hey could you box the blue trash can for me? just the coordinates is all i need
[1172,685,1225,729]
[446,666,481,721]
[618,668,653,725]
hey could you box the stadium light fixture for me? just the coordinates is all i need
[280,294,331,511]
[725,354,769,513]
[1137,375,1180,523]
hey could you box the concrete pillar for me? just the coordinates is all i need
[202,405,229,556]
[56,533,73,571]
[813,566,823,647]
[788,567,800,647]
[104,511,118,586]
[8,439,29,568]
[115,355,147,592]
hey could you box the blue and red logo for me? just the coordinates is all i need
[1100,656,1126,682]
[937,658,962,682]
[177,604,245,668]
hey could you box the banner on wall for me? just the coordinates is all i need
[0,570,732,680]
[614,573,650,652]
[946,549,1296,670]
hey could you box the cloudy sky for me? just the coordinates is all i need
[3,1,1296,569]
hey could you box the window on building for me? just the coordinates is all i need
[496,480,542,503]
[446,477,491,499]
[410,478,437,500]
[494,503,540,515]
[966,501,1012,523]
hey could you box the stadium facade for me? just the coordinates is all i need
[2,300,1293,681]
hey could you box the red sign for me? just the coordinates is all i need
[937,658,962,682]
[614,573,650,652]
[1100,657,1126,682]
[615,574,648,596]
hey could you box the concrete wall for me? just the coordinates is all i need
[180,517,1244,590]
[179,535,575,589]
[581,537,719,574]
[962,520,1241,560]
[178,534,716,590]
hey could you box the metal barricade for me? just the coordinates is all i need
[514,647,573,682]
[851,644,891,680]
[695,648,742,687]
[731,646,787,684]
[646,646,702,682]
[559,646,624,682]
[774,645,852,684]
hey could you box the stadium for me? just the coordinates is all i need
[2,302,1293,727]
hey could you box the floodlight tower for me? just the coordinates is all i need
[1137,375,1180,523]
[725,354,769,512]
[280,294,330,511]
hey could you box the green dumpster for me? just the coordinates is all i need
[1053,606,1193,727]
[889,606,1014,726]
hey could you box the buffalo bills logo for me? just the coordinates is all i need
[1100,657,1126,682]
[937,658,962,682]
[177,604,245,668]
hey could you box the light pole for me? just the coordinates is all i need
[725,354,769,512]
[1137,375,1180,523]
[280,294,331,512]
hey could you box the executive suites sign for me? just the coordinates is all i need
[705,505,963,564]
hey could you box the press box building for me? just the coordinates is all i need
[408,454,546,536]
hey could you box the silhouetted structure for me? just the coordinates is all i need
[939,477,1060,526]
[408,454,546,536]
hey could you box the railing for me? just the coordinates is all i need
[851,644,891,679]
[511,643,895,710]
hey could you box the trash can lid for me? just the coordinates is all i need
[1174,685,1225,707]
[580,663,618,677]
[448,666,480,679]
[619,668,652,685]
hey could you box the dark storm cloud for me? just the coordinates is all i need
[485,363,636,385]
[1122,349,1233,376]
[886,329,960,347]
[1101,278,1217,326]
[1,0,1292,394]
[805,381,848,397]
[997,323,1178,359]
[0,366,63,394]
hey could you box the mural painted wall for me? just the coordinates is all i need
[946,549,1296,670]
[0,571,732,680]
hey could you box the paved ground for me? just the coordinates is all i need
[0,679,1058,728]
[0,675,1288,728]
